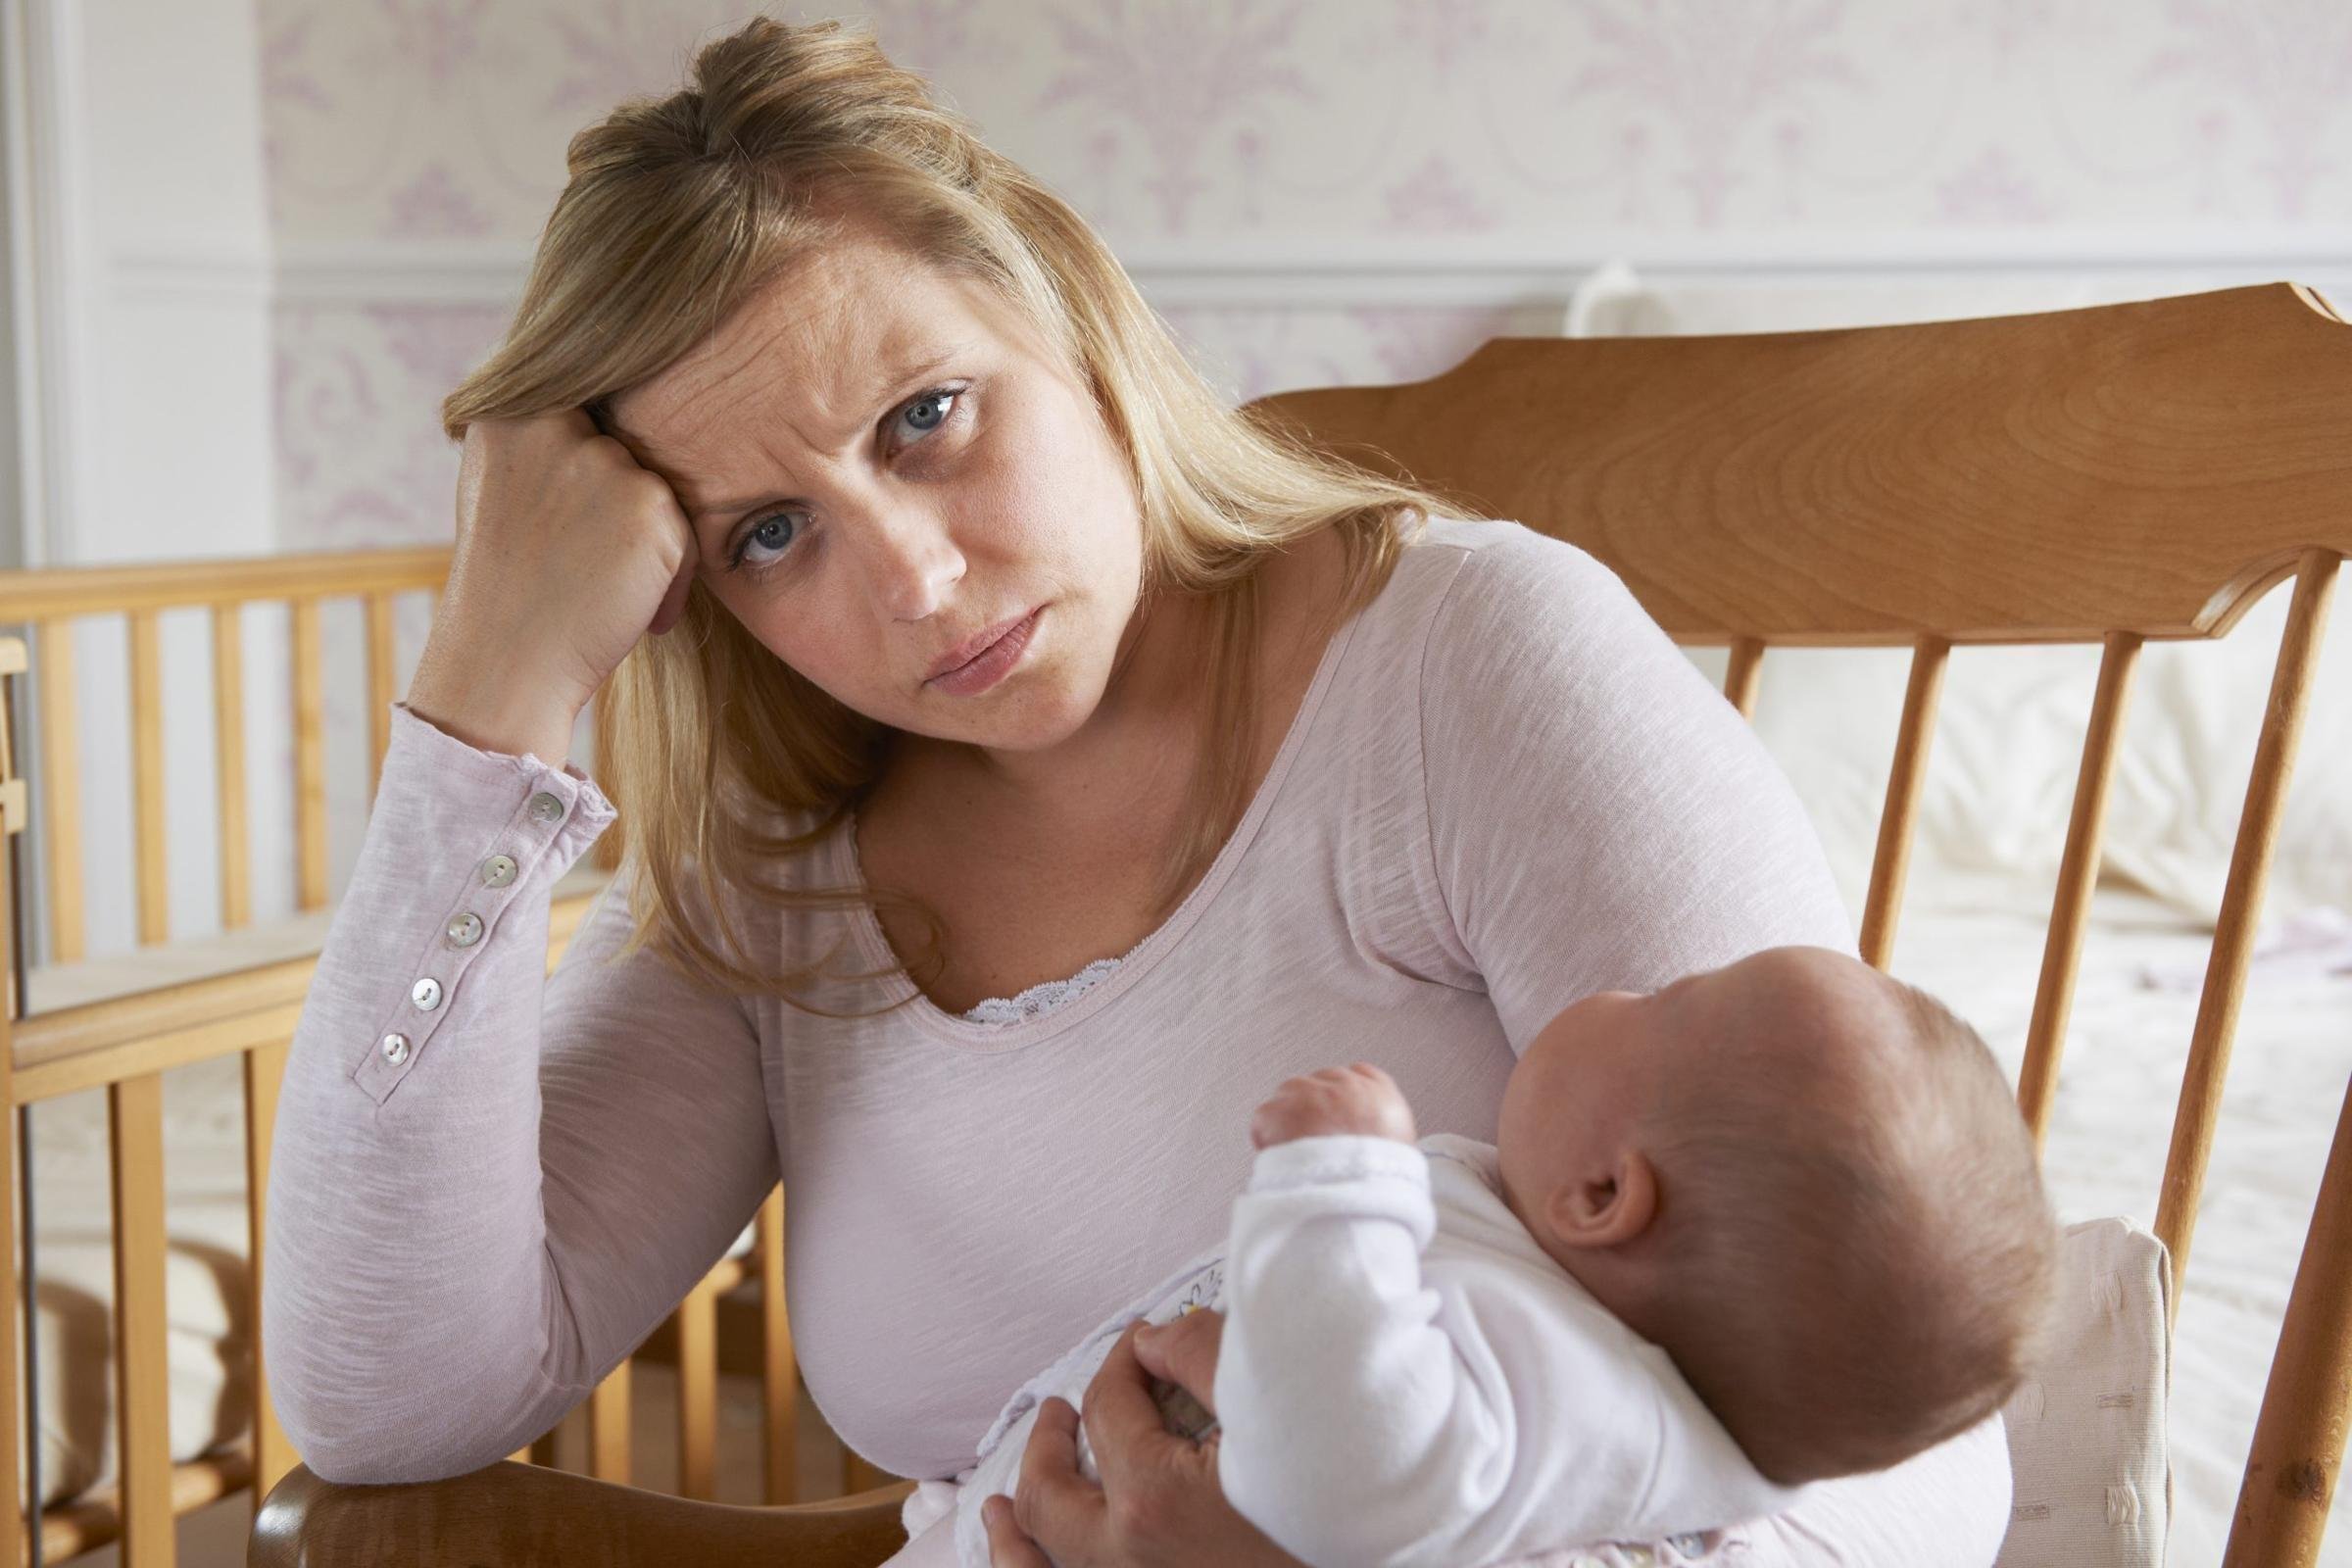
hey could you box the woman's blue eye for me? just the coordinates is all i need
[742,514,796,562]
[728,384,965,574]
[899,388,954,436]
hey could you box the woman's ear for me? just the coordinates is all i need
[1544,1150,1659,1250]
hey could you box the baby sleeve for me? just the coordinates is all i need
[261,703,782,1483]
[1418,524,1854,1055]
[1213,1135,1489,1567]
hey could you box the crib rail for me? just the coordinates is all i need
[0,551,868,1565]
[0,549,452,960]
[1249,279,2352,1567]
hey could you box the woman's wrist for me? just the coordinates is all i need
[404,662,581,768]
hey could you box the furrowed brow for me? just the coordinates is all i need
[686,344,972,523]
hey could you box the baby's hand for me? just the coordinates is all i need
[1250,1063,1418,1149]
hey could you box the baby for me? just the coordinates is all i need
[894,944,2061,1568]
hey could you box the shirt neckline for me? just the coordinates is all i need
[828,590,1371,1050]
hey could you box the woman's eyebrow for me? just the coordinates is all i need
[687,344,973,521]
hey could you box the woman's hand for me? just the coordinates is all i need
[981,1314,1299,1568]
[407,407,701,762]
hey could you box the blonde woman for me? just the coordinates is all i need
[262,17,2013,1567]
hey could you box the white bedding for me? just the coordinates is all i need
[1891,877,2352,1567]
[16,884,2349,1565]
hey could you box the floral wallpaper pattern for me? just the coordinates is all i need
[231,0,2352,935]
[261,0,2352,553]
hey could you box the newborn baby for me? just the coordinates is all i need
[893,944,2061,1568]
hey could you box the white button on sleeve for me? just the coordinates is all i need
[446,911,484,948]
[380,1033,411,1064]
[411,977,444,1010]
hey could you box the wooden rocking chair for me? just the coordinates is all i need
[250,281,2352,1568]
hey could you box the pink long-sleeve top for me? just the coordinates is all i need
[261,515,2008,1554]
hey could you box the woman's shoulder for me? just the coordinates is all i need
[1396,514,1650,667]
[1411,514,1625,604]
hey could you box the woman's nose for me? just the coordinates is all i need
[853,506,964,620]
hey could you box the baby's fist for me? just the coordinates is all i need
[1250,1063,1418,1149]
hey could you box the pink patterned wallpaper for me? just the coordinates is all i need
[263,0,2352,554]
[263,0,2352,552]
[251,0,2352,884]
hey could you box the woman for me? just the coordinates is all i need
[261,16,2012,1567]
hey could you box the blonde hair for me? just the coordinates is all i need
[438,17,1475,1017]
[1640,974,2061,1485]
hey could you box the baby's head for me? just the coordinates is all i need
[1495,945,2060,1486]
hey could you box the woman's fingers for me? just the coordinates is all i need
[980,1494,1055,1568]
[1135,1309,1225,1415]
[1081,1322,1206,1483]
[1010,1396,1105,1564]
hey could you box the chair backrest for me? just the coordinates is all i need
[1246,280,2351,1568]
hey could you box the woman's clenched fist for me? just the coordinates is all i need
[407,408,700,762]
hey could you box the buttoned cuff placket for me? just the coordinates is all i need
[350,725,611,1104]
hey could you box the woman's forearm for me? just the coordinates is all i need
[262,704,779,1482]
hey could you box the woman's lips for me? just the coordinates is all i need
[925,607,1041,696]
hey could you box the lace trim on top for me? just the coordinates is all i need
[957,956,1128,1026]
[955,915,1169,1024]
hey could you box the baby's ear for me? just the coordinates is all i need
[1544,1151,1659,1250]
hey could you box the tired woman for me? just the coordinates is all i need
[263,16,2012,1567]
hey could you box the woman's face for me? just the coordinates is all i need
[602,226,1155,786]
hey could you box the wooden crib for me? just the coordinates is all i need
[0,558,893,1564]
[0,279,2344,1567]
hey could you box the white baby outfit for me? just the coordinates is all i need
[892,1132,1807,1568]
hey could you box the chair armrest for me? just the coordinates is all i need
[249,1461,916,1567]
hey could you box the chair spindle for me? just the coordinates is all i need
[2016,631,2142,1148]
[2225,1071,2352,1567]
[1722,636,1764,718]
[2156,550,2341,1321]
[1858,634,1950,970]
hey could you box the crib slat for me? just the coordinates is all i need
[1857,635,1949,970]
[2156,550,2339,1318]
[365,592,397,797]
[2016,632,2141,1149]
[243,1040,297,1496]
[39,619,84,963]
[588,1360,633,1484]
[677,1276,720,1499]
[129,612,169,947]
[290,599,327,911]
[1721,636,1764,719]
[111,1071,175,1566]
[759,1188,797,1504]
[2227,1070,2352,1567]
[213,604,251,931]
